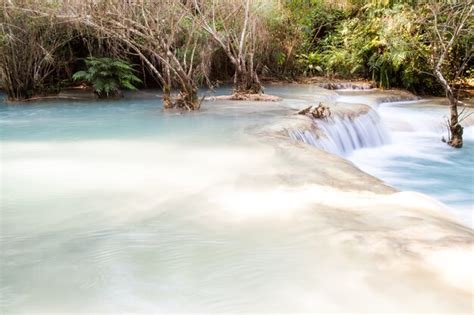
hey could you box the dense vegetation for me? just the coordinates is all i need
[0,0,472,102]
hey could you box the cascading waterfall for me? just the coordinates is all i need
[289,109,390,156]
[317,82,375,90]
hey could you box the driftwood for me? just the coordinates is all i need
[297,105,313,115]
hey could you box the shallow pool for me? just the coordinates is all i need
[1,88,472,313]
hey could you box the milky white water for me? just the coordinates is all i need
[345,97,474,227]
[1,87,472,313]
[288,89,473,228]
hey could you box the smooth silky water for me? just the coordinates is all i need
[347,99,474,227]
[0,92,295,312]
[1,87,472,313]
[288,89,473,227]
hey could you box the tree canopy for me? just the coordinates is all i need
[1,0,472,103]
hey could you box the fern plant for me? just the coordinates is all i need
[72,57,141,98]
[297,52,323,76]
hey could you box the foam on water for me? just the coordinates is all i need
[289,109,389,156]
[284,89,473,228]
[348,100,474,227]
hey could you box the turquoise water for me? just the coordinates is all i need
[0,95,279,141]
[378,139,473,213]
[1,89,472,312]
[350,101,474,226]
[0,93,293,312]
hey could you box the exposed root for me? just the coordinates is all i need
[448,124,463,148]
[163,92,202,111]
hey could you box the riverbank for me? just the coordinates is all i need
[4,75,473,106]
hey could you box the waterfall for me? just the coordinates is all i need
[317,82,375,90]
[289,109,389,156]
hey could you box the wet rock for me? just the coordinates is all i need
[297,102,331,119]
[312,103,331,119]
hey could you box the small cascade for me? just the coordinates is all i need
[317,82,375,90]
[289,109,389,156]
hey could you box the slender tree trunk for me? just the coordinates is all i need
[162,62,173,109]
[233,59,262,94]
[162,85,173,109]
[192,0,263,96]
[447,90,463,148]
[233,71,262,94]
[435,68,463,148]
[429,3,472,148]
[185,85,200,110]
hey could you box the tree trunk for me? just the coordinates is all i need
[435,68,463,148]
[162,84,173,109]
[164,78,200,111]
[447,92,463,148]
[233,64,262,95]
[162,63,173,109]
[185,86,200,110]
[8,85,33,101]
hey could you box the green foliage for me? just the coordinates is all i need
[297,52,323,75]
[290,1,441,92]
[284,0,351,52]
[73,57,141,98]
[3,0,470,99]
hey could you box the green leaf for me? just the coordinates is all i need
[72,71,87,81]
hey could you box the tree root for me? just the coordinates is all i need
[448,124,463,148]
[163,92,203,111]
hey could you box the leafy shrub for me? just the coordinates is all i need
[1,4,75,100]
[297,52,323,75]
[73,57,141,98]
[293,1,441,92]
